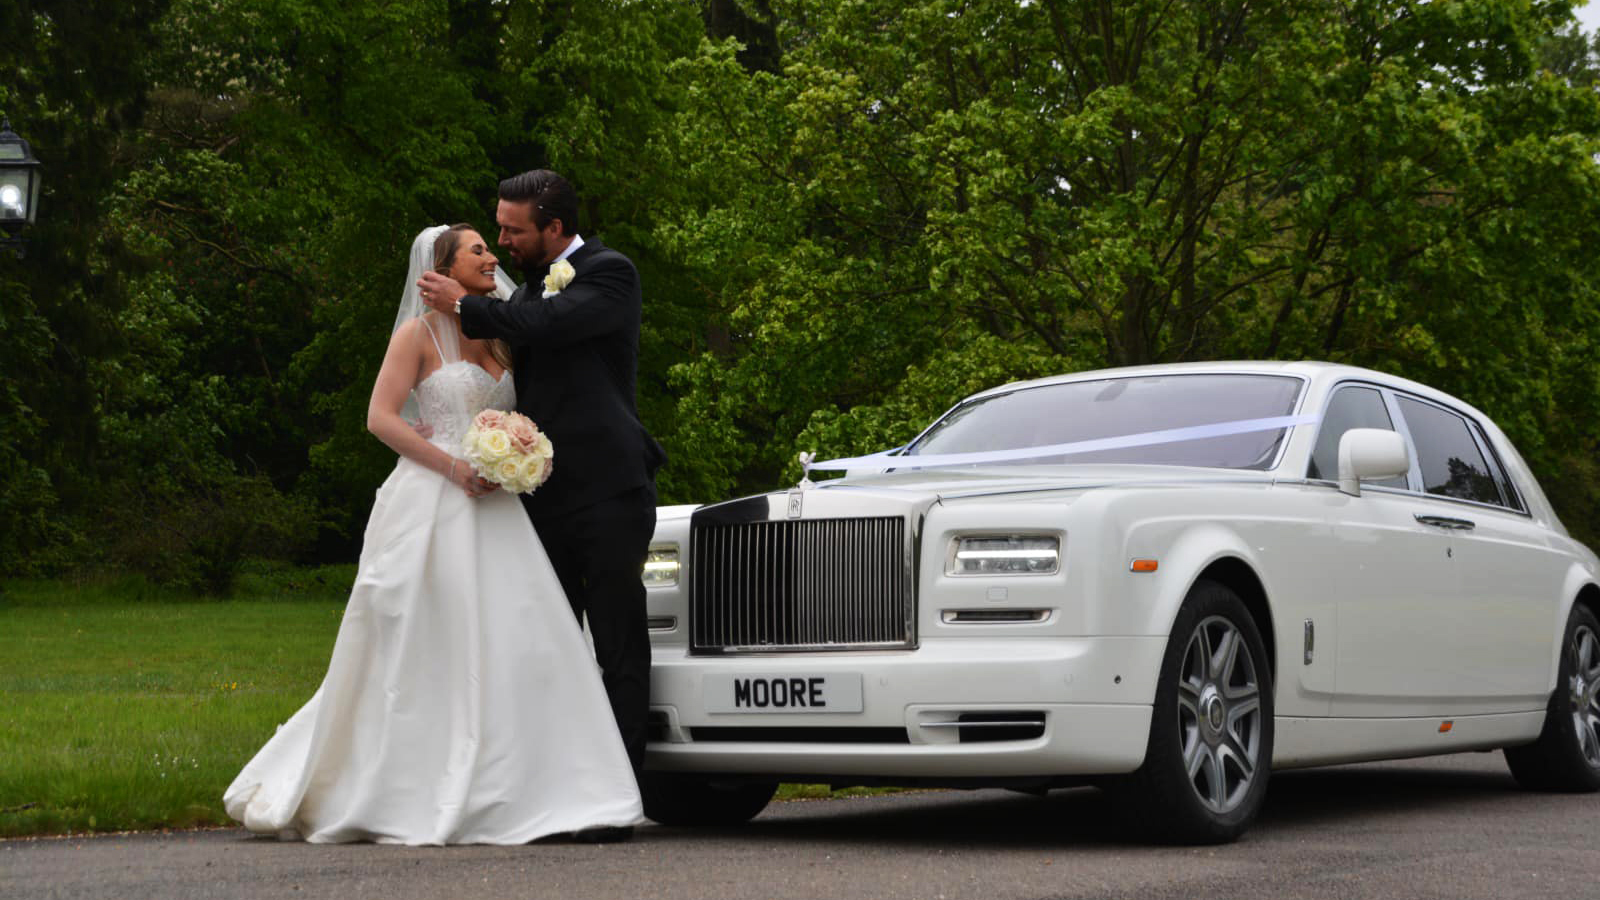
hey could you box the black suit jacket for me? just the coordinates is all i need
[459,239,665,520]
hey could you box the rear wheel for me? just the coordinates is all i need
[640,772,778,826]
[1505,603,1600,792]
[1112,580,1274,844]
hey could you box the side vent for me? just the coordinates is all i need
[942,609,1050,624]
[922,712,1047,743]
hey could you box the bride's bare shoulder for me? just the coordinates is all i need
[390,316,435,348]
[382,319,431,368]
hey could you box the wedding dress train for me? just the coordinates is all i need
[224,345,643,844]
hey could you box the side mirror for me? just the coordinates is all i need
[1337,428,1409,497]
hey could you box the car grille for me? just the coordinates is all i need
[690,517,913,653]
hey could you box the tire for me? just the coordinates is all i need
[1112,580,1274,844]
[1504,603,1600,792]
[640,772,778,826]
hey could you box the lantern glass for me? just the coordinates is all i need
[0,170,32,224]
[0,119,41,226]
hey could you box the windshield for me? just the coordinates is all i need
[905,374,1305,470]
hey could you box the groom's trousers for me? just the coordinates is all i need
[533,484,657,775]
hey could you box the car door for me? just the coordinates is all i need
[1310,386,1463,718]
[1392,397,1564,714]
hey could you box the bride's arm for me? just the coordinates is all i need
[367,320,484,496]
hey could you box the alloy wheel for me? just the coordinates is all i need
[1176,615,1264,814]
[1569,623,1600,769]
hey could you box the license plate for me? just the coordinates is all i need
[704,673,864,714]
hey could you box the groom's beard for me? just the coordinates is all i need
[511,230,553,278]
[518,252,552,280]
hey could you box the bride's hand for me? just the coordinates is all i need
[449,461,496,498]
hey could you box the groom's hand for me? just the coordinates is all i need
[417,272,467,312]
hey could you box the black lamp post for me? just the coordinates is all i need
[0,117,44,257]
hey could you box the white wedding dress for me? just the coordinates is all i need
[224,323,644,844]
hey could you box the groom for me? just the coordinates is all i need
[419,170,665,839]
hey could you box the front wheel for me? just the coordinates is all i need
[1110,580,1274,844]
[640,772,778,826]
[1504,603,1600,792]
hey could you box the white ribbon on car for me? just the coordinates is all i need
[808,414,1320,471]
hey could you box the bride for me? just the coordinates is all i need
[223,225,644,844]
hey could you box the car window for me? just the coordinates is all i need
[1395,396,1503,506]
[1470,421,1526,513]
[1307,386,1405,488]
[906,374,1303,470]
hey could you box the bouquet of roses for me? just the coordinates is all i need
[460,409,554,494]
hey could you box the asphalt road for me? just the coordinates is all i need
[5,752,1597,900]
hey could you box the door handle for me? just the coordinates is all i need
[1414,513,1476,531]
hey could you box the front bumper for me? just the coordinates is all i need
[645,635,1164,778]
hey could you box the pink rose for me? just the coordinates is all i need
[475,409,507,430]
[505,415,540,453]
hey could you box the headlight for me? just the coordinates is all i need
[642,545,680,587]
[947,534,1061,576]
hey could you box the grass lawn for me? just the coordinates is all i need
[0,565,884,837]
[0,565,354,837]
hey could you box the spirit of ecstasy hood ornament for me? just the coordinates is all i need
[796,450,816,489]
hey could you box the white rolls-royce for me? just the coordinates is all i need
[638,361,1600,843]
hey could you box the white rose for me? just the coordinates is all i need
[514,454,547,490]
[494,458,521,486]
[542,259,576,297]
[476,429,513,462]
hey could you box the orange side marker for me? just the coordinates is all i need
[1130,559,1159,573]
[1439,721,1453,733]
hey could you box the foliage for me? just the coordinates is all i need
[651,0,1600,548]
[0,0,172,572]
[3,0,1600,573]
[112,0,514,558]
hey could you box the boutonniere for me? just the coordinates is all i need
[542,260,576,299]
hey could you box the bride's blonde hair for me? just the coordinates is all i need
[434,223,513,373]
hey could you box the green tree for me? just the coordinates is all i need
[8,0,1600,577]
[0,0,171,573]
[96,0,708,568]
[652,0,1600,553]
[1538,20,1600,83]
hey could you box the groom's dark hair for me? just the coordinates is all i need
[500,169,579,237]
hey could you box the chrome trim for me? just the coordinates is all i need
[941,609,1051,624]
[689,516,913,654]
[921,719,1045,729]
[1414,513,1476,531]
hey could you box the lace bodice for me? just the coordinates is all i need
[414,362,516,457]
